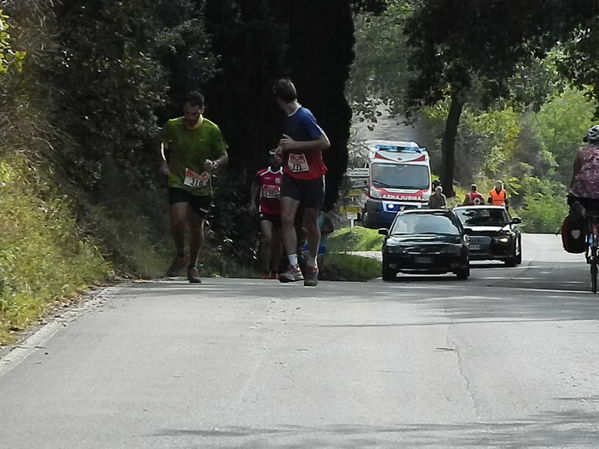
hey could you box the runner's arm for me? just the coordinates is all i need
[249,175,260,215]
[278,133,330,153]
[159,141,170,176]
[205,150,229,171]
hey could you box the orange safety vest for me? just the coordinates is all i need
[489,188,506,206]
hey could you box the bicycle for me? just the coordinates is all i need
[586,211,599,293]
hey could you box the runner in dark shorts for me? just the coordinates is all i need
[250,154,284,279]
[159,92,228,283]
[168,188,211,217]
[272,78,330,287]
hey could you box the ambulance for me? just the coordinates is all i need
[360,140,432,229]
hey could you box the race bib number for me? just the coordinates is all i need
[262,184,280,199]
[288,153,309,173]
[183,168,210,188]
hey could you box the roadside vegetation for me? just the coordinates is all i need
[328,227,385,252]
[321,253,381,282]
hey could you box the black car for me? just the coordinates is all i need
[379,209,470,281]
[453,205,522,266]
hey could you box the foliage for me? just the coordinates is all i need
[205,0,357,210]
[82,194,172,279]
[0,9,25,75]
[202,168,259,275]
[348,0,414,124]
[530,87,596,183]
[49,0,216,194]
[554,9,599,114]
[328,226,385,252]
[0,156,111,344]
[321,254,381,282]
[515,176,568,233]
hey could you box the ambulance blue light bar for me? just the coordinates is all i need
[374,144,425,153]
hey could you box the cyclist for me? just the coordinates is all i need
[568,125,599,215]
[463,184,485,205]
[250,153,284,279]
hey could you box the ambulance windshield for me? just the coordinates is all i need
[371,163,429,190]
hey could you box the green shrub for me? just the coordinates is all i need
[328,226,385,252]
[517,193,567,233]
[321,254,381,281]
[0,156,112,344]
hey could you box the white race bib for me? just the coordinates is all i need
[262,184,280,199]
[288,153,309,173]
[183,168,210,188]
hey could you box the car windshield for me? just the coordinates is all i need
[391,214,460,235]
[455,208,509,227]
[371,163,429,190]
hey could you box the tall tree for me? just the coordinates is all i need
[205,0,367,210]
[50,0,214,196]
[404,0,599,197]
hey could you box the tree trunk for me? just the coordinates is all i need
[440,91,465,198]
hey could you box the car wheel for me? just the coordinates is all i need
[515,236,522,265]
[505,242,517,267]
[362,211,371,228]
[382,266,396,281]
[456,266,470,280]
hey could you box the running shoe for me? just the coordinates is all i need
[167,255,189,277]
[278,265,304,283]
[187,267,202,284]
[303,266,319,287]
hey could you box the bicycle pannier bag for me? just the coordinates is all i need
[561,215,586,253]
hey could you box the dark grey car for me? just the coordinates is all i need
[453,206,522,266]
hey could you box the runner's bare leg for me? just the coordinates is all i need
[271,226,283,272]
[259,219,274,273]
[188,207,204,268]
[170,202,188,255]
[303,207,321,266]
[280,196,300,263]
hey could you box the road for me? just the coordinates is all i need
[1,234,599,448]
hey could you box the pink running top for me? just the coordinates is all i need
[570,145,599,200]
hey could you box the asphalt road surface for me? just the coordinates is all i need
[1,234,598,449]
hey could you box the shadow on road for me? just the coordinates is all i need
[155,401,599,447]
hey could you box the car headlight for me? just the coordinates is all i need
[370,186,383,199]
[385,245,407,254]
[493,235,511,243]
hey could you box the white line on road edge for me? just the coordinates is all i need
[0,285,122,379]
[0,321,65,378]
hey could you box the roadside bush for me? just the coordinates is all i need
[328,226,385,252]
[517,193,567,233]
[321,254,381,281]
[0,156,112,344]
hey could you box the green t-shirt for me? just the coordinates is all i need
[161,117,228,196]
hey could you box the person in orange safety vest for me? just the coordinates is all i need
[488,180,509,210]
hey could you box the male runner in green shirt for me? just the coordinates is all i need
[160,92,228,283]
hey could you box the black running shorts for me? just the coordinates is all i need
[169,188,211,217]
[280,175,325,210]
[259,213,282,227]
